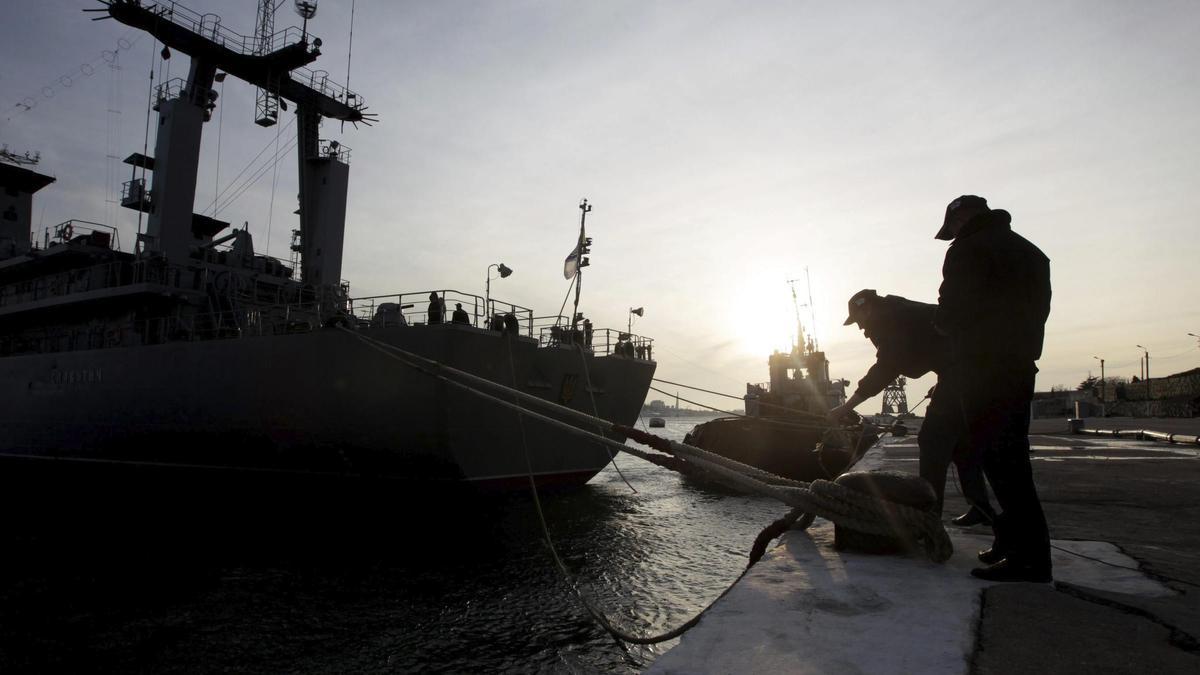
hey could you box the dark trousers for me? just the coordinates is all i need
[918,382,990,513]
[955,359,1051,568]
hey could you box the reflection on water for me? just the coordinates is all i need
[0,416,791,673]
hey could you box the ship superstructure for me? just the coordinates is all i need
[0,1,656,489]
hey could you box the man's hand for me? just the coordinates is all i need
[828,402,855,425]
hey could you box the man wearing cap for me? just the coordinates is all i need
[828,290,994,521]
[935,195,1052,582]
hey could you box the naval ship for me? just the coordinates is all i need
[0,0,655,490]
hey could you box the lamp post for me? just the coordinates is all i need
[1092,356,1105,400]
[628,306,644,335]
[485,263,513,320]
[1136,344,1150,397]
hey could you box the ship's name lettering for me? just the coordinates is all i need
[50,368,103,386]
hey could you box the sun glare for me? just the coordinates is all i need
[727,290,804,360]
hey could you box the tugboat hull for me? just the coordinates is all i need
[683,416,877,482]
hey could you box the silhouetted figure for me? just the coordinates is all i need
[427,292,444,325]
[502,312,520,336]
[645,343,652,361]
[935,195,1052,583]
[829,289,992,520]
[490,314,505,331]
[636,344,646,359]
[451,302,470,325]
[583,319,593,347]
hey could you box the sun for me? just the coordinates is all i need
[726,287,805,359]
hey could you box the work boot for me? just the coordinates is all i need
[951,506,992,527]
[970,558,1052,583]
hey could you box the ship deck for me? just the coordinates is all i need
[648,417,1200,673]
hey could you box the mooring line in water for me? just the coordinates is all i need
[574,342,638,494]
[340,328,951,642]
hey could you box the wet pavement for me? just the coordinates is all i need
[897,418,1200,673]
[652,417,1200,673]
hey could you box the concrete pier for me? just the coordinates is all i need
[649,418,1200,673]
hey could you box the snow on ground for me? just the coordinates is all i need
[648,442,1174,674]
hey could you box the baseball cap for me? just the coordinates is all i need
[843,289,879,326]
[936,195,988,240]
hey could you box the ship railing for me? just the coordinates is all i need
[315,139,351,163]
[140,1,307,58]
[348,290,534,335]
[197,243,298,281]
[153,78,188,108]
[0,258,146,307]
[129,1,365,112]
[290,66,366,112]
[0,257,226,308]
[36,220,121,251]
[532,316,654,358]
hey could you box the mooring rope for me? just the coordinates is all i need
[340,327,948,554]
[574,343,638,494]
[652,377,830,422]
[647,384,832,432]
[338,327,953,643]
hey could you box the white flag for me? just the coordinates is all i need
[563,245,580,280]
[563,228,586,280]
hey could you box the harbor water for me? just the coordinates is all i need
[0,415,792,673]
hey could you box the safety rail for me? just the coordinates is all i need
[154,78,187,107]
[532,314,654,358]
[118,0,366,112]
[349,291,534,335]
[34,220,121,251]
[121,177,151,212]
[0,256,311,312]
[315,139,351,163]
[132,1,307,58]
[0,304,321,357]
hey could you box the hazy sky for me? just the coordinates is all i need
[3,0,1198,410]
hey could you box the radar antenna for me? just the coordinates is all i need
[295,0,318,39]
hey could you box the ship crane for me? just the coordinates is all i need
[86,0,375,316]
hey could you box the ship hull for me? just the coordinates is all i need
[0,324,654,489]
[683,416,877,482]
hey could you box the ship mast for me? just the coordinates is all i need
[571,199,592,332]
[93,0,372,317]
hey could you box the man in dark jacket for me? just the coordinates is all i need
[935,195,1052,583]
[828,290,993,519]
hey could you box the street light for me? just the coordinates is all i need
[628,306,644,335]
[1093,355,1105,399]
[1136,344,1149,382]
[485,263,513,319]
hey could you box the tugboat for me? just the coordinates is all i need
[0,0,655,491]
[684,284,877,481]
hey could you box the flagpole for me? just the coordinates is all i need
[572,199,591,333]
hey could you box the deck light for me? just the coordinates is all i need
[486,263,514,317]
